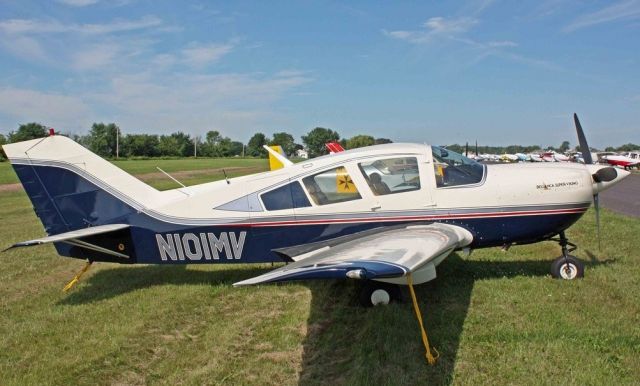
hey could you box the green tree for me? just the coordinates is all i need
[375,138,393,144]
[617,143,640,152]
[247,132,268,157]
[122,134,160,157]
[158,132,192,157]
[559,141,570,152]
[9,122,48,142]
[229,141,244,156]
[345,135,375,150]
[201,130,223,157]
[269,132,297,156]
[84,123,119,157]
[301,127,340,158]
[0,133,7,160]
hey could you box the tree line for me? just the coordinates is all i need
[1,122,638,161]
[0,122,393,160]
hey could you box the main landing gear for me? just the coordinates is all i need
[550,232,585,280]
[358,281,402,307]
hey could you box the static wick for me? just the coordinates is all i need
[223,169,230,184]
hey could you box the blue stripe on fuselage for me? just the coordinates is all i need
[12,162,585,264]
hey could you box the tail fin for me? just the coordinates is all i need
[264,145,293,171]
[2,135,163,235]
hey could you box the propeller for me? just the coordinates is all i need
[573,113,600,249]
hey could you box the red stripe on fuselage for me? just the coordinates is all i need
[224,207,587,228]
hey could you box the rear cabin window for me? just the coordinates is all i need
[358,157,421,196]
[261,181,311,211]
[302,167,362,205]
[431,146,485,188]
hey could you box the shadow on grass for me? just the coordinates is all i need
[58,264,273,305]
[297,254,615,385]
[57,253,614,385]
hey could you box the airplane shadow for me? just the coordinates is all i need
[297,253,614,385]
[57,253,613,384]
[58,264,274,305]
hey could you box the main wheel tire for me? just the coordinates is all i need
[550,255,585,280]
[358,282,401,307]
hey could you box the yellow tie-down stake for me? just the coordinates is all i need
[62,261,93,292]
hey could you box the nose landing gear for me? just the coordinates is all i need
[358,281,402,307]
[550,232,585,280]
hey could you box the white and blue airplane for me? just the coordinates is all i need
[2,115,629,308]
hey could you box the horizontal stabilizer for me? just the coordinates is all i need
[5,224,130,250]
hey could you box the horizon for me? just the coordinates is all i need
[0,1,638,149]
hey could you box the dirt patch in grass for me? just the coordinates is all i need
[0,183,22,192]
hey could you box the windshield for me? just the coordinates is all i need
[431,146,485,187]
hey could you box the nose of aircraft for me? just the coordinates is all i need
[586,165,631,194]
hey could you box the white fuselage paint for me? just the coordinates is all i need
[156,232,247,261]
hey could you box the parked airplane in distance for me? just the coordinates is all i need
[600,152,640,169]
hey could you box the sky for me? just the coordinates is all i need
[0,0,638,149]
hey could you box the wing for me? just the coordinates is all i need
[233,223,472,286]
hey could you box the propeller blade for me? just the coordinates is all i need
[574,113,593,164]
[594,193,601,250]
[465,142,469,157]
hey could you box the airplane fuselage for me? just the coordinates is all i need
[8,139,621,266]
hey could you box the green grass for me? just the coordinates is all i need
[0,157,270,187]
[1,164,639,385]
[0,162,19,185]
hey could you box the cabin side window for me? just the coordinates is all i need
[261,181,311,211]
[431,146,485,188]
[357,157,420,196]
[302,167,362,205]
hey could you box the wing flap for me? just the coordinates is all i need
[234,223,472,286]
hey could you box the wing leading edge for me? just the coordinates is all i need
[233,223,473,286]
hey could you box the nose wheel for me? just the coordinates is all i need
[550,232,585,280]
[358,281,402,307]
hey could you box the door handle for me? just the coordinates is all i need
[371,204,381,211]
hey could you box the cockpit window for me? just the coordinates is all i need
[358,157,420,196]
[261,181,311,211]
[431,146,485,188]
[302,167,362,205]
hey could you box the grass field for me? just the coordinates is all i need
[0,158,270,191]
[0,162,639,385]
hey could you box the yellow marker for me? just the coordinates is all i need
[268,145,286,170]
[62,261,93,292]
[336,167,357,193]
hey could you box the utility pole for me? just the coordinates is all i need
[115,125,119,159]
[194,136,198,158]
